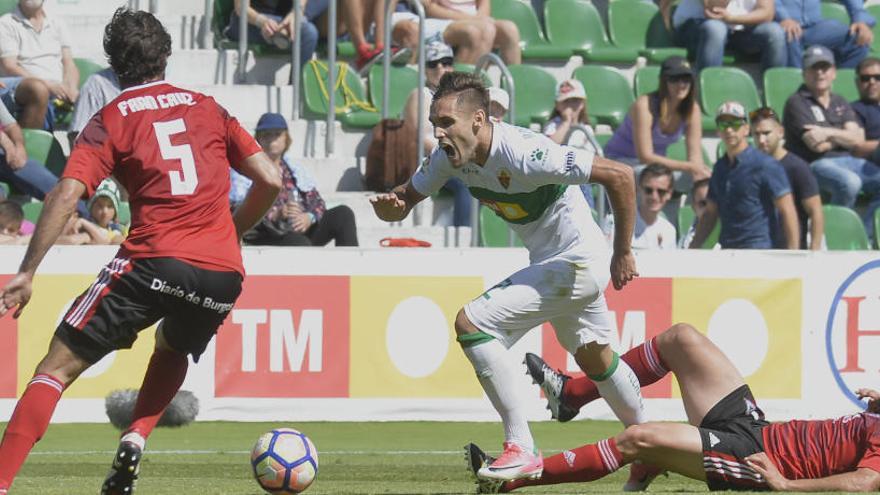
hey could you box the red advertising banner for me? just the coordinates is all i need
[0,275,15,397]
[215,276,350,397]
[541,277,673,398]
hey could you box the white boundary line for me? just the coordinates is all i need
[31,449,464,456]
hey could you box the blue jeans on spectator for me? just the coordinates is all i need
[786,19,869,69]
[442,178,473,227]
[811,155,880,237]
[675,19,787,71]
[0,152,88,217]
[226,13,318,67]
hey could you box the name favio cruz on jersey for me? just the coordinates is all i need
[116,92,196,117]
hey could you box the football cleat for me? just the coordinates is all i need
[477,442,543,481]
[464,443,506,493]
[623,461,667,491]
[524,352,579,422]
[101,441,142,495]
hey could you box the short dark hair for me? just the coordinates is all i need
[692,177,710,192]
[639,163,674,185]
[0,200,23,229]
[857,56,880,75]
[104,8,172,88]
[748,106,781,125]
[432,72,490,115]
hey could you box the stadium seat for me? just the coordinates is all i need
[639,8,688,63]
[22,201,41,223]
[677,204,720,248]
[74,58,105,88]
[869,5,880,55]
[699,67,760,131]
[543,0,603,60]
[0,181,8,198]
[23,129,66,177]
[763,67,802,117]
[503,64,557,126]
[820,2,850,25]
[831,68,858,102]
[823,204,869,250]
[117,201,131,226]
[635,65,661,97]
[667,139,711,166]
[301,60,381,128]
[479,206,523,247]
[572,65,634,127]
[604,0,666,63]
[594,133,612,151]
[492,0,571,60]
[0,0,14,16]
[368,64,418,118]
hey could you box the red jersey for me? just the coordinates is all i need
[763,412,880,479]
[64,81,261,276]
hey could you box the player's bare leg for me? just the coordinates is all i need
[102,324,189,495]
[455,309,543,481]
[0,335,91,491]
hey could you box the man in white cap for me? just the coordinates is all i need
[488,86,509,123]
[691,100,799,249]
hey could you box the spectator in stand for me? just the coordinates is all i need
[0,200,27,244]
[403,41,473,227]
[851,57,880,168]
[391,0,519,64]
[225,0,319,66]
[488,86,508,123]
[661,0,786,72]
[605,56,710,188]
[0,0,80,130]
[691,101,800,249]
[750,106,824,249]
[776,0,873,69]
[84,178,125,245]
[604,164,678,250]
[678,177,710,248]
[784,45,880,237]
[230,113,358,246]
[68,67,119,146]
[543,79,590,146]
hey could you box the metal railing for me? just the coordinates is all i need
[473,54,517,246]
[382,0,425,165]
[237,0,249,82]
[565,124,607,221]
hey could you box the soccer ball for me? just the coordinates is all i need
[251,428,319,494]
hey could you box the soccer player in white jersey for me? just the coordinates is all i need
[371,72,647,485]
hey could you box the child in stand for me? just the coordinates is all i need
[86,179,126,245]
[0,201,29,245]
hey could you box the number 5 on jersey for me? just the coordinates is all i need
[154,118,198,196]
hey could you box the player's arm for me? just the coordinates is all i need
[0,178,84,318]
[232,151,282,239]
[370,179,427,222]
[589,155,638,289]
[747,452,880,492]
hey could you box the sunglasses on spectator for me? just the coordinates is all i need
[667,74,692,84]
[748,107,779,122]
[642,186,670,196]
[427,57,454,69]
[859,74,880,83]
[716,119,746,130]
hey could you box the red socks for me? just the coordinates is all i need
[0,374,65,489]
[564,337,669,409]
[506,438,623,490]
[126,347,188,439]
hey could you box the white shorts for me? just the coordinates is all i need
[464,256,613,354]
[391,12,453,43]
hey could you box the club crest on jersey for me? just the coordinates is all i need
[498,169,511,189]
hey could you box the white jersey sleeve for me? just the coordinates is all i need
[516,133,595,187]
[411,147,453,196]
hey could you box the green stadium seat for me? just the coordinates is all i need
[503,64,557,126]
[480,206,523,247]
[678,204,720,248]
[667,139,711,166]
[368,64,418,118]
[117,201,131,226]
[605,0,667,63]
[639,8,688,63]
[823,205,869,250]
[23,129,66,177]
[543,0,601,59]
[301,61,380,128]
[0,181,8,198]
[572,65,634,127]
[831,68,859,103]
[22,201,41,223]
[635,65,661,97]
[492,0,571,60]
[594,133,612,151]
[699,67,760,132]
[875,208,880,248]
[869,5,880,55]
[74,58,105,88]
[820,2,850,25]
[0,0,15,16]
[763,67,802,117]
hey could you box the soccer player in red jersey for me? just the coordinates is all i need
[467,323,880,493]
[0,9,281,495]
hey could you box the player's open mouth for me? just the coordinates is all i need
[440,143,456,160]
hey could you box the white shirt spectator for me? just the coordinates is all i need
[0,6,71,82]
[604,211,677,250]
[70,68,120,134]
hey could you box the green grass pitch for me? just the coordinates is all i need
[2,420,812,494]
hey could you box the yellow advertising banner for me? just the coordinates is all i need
[672,278,802,398]
[349,276,485,398]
